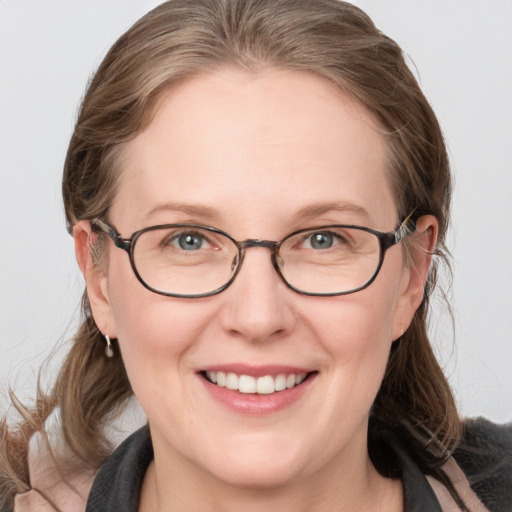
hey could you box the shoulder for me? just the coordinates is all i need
[85,425,153,512]
[453,417,512,511]
[12,402,147,512]
[13,427,96,512]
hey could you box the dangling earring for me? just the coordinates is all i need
[105,334,114,358]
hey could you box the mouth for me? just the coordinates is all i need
[200,370,316,395]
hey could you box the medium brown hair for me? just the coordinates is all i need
[1,0,458,507]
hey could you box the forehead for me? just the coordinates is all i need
[112,69,396,234]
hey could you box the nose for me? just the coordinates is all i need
[219,247,296,343]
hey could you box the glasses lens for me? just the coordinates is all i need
[132,226,238,296]
[278,227,381,294]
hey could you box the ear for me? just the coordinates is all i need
[73,221,117,338]
[391,215,438,340]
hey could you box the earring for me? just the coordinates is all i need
[105,334,114,358]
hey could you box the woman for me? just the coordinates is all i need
[1,0,510,511]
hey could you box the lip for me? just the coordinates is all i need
[200,364,313,377]
[197,365,317,415]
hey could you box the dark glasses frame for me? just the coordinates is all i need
[91,212,417,298]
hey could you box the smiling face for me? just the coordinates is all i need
[77,69,433,500]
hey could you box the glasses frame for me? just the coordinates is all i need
[91,213,417,298]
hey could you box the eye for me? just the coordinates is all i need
[168,231,211,251]
[304,231,337,250]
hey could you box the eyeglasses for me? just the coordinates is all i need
[91,214,416,298]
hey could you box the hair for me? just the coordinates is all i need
[1,0,460,509]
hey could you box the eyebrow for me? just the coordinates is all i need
[289,202,370,224]
[142,202,219,222]
[142,200,370,225]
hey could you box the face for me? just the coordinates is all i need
[77,69,432,491]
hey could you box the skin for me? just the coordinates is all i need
[74,69,437,512]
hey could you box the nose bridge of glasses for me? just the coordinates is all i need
[240,239,279,251]
[232,239,285,293]
[236,239,282,276]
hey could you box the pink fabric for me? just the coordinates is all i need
[427,457,490,512]
[14,490,59,511]
[13,429,95,512]
[13,402,145,511]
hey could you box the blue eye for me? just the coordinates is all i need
[175,232,206,250]
[307,232,334,249]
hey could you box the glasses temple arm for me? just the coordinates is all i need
[395,211,418,243]
[91,219,132,250]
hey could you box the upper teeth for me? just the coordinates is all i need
[206,371,307,394]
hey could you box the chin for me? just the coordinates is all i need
[209,461,302,490]
[198,437,309,489]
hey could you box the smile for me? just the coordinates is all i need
[203,371,310,395]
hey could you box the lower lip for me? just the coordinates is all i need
[199,373,316,415]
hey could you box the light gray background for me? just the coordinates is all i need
[1,1,511,423]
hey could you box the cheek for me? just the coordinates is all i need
[307,276,401,410]
[104,258,209,401]
[311,284,398,358]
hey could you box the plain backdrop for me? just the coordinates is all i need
[1,1,511,423]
